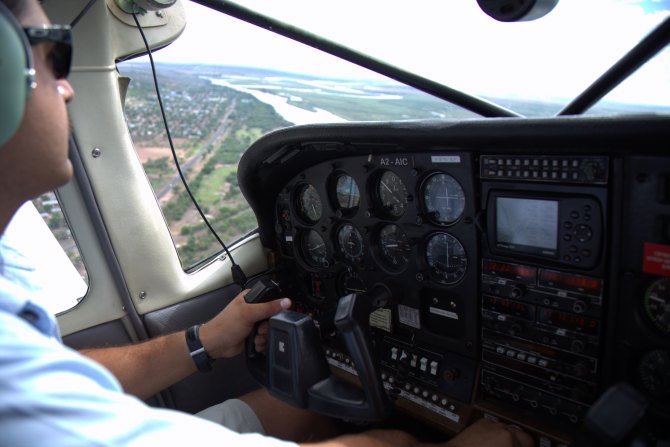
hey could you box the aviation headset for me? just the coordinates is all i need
[0,0,34,146]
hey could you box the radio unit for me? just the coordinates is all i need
[479,258,605,426]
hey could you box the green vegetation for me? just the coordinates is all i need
[282,88,478,121]
[120,62,287,268]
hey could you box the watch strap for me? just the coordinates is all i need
[185,324,213,372]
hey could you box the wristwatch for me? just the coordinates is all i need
[185,324,213,372]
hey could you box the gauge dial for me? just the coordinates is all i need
[644,278,670,334]
[638,349,670,399]
[378,224,410,271]
[423,173,466,224]
[335,174,360,211]
[377,170,408,218]
[296,184,322,224]
[338,270,368,296]
[301,229,329,268]
[337,224,365,262]
[425,232,467,284]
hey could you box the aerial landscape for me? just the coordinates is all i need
[36,61,670,270]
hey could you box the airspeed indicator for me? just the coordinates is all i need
[377,170,408,218]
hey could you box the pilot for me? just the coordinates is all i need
[0,0,534,446]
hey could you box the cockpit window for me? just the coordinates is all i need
[118,0,668,269]
[117,2,479,269]
[209,0,670,116]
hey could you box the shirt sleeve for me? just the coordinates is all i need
[0,312,298,447]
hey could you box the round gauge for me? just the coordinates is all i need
[638,350,670,399]
[377,170,408,218]
[425,232,468,285]
[644,278,670,334]
[296,184,322,224]
[422,173,466,224]
[335,174,361,211]
[338,270,368,296]
[337,224,365,262]
[300,229,329,268]
[378,224,410,270]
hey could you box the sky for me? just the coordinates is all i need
[146,0,670,105]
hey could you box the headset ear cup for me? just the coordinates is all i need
[0,2,31,146]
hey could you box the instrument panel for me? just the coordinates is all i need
[275,153,479,334]
[237,118,670,445]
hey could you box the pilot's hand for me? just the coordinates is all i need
[199,290,291,359]
[443,419,533,447]
[254,320,271,353]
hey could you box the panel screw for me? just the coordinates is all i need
[155,10,164,18]
[139,291,147,299]
[92,147,101,158]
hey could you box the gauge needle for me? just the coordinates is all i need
[382,181,401,202]
[311,203,317,217]
[309,243,325,251]
[649,295,665,304]
[445,241,450,267]
[385,244,399,248]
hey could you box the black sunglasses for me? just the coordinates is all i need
[23,25,73,80]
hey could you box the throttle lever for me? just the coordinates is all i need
[245,278,281,385]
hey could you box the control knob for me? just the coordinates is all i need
[572,300,587,314]
[571,339,585,354]
[509,285,526,299]
[572,362,589,378]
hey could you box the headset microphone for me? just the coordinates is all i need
[0,1,34,146]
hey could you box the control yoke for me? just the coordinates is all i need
[245,280,392,421]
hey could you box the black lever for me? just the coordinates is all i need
[246,283,393,421]
[307,287,392,421]
[245,278,281,385]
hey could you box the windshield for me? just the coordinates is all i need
[154,0,670,117]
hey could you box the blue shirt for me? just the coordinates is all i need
[0,236,297,447]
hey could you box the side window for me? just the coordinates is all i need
[1,194,89,315]
[119,63,289,269]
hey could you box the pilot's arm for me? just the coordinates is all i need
[300,419,533,447]
[80,290,291,399]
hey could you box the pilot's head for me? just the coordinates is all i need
[0,0,74,231]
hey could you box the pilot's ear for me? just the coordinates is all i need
[0,0,35,146]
